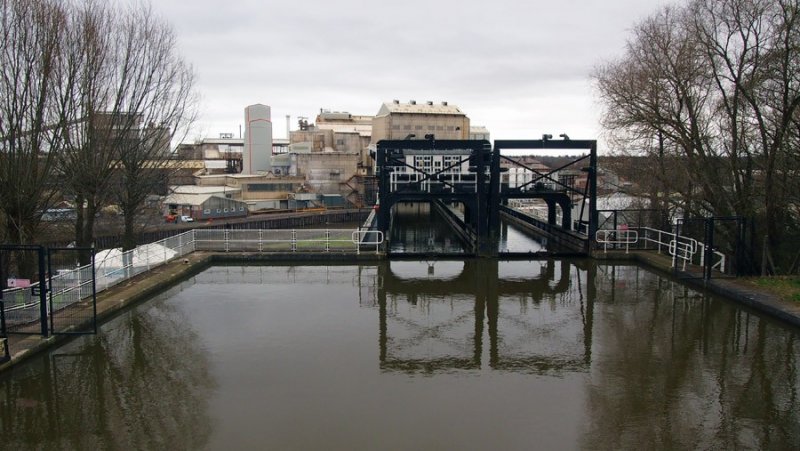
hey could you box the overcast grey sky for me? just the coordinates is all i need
[151,0,675,149]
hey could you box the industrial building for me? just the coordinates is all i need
[371,100,470,143]
[162,184,245,219]
[163,100,488,214]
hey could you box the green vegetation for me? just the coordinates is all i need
[749,277,800,303]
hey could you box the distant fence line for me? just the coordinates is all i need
[2,226,383,333]
[44,209,371,250]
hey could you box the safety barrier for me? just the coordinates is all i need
[596,229,639,253]
[193,228,383,254]
[595,226,726,273]
[3,227,382,332]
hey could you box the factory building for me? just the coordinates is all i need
[371,100,470,143]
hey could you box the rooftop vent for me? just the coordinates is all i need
[410,100,416,105]
[442,101,448,106]
[426,101,433,105]
[392,99,399,104]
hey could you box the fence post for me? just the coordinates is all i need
[36,247,48,337]
[704,218,714,281]
[291,230,297,252]
[326,230,330,252]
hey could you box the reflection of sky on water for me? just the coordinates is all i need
[388,202,545,253]
[1,262,798,450]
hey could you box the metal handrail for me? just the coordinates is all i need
[596,229,639,253]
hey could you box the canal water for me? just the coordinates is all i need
[389,202,545,253]
[1,260,798,449]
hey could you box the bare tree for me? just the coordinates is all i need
[54,0,119,258]
[51,1,196,255]
[594,0,800,271]
[106,4,197,251]
[0,0,67,248]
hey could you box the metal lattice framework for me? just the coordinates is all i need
[375,138,598,256]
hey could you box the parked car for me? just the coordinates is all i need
[180,215,194,223]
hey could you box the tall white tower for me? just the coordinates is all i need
[242,104,272,174]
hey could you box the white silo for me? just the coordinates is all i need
[242,104,272,174]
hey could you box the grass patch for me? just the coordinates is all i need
[751,277,800,302]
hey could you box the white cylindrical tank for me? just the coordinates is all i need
[243,104,273,174]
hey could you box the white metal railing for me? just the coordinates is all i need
[352,229,384,254]
[595,229,639,253]
[2,227,385,330]
[389,171,476,193]
[598,226,726,272]
[1,230,196,330]
[193,228,383,254]
[669,239,695,270]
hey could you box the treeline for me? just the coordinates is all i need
[0,0,196,256]
[595,0,800,273]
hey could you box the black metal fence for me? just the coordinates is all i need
[675,216,752,280]
[597,209,671,231]
[0,245,97,338]
[0,299,8,364]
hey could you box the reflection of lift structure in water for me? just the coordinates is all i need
[376,259,597,373]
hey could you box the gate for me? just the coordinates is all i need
[674,217,750,280]
[0,245,49,336]
[0,245,97,339]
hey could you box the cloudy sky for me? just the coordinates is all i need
[150,0,675,150]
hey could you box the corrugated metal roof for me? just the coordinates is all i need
[171,185,241,195]
[162,193,214,206]
[376,101,465,117]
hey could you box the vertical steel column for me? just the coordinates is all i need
[37,247,48,337]
[0,299,8,363]
[376,144,391,236]
[704,218,715,281]
[588,141,598,253]
[487,141,501,234]
[475,143,488,255]
[91,250,97,334]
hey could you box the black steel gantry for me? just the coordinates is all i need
[374,138,598,256]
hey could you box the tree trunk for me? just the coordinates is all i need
[122,210,137,252]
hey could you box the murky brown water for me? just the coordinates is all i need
[389,202,544,253]
[1,260,798,450]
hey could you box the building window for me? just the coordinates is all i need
[415,125,423,130]
[203,209,211,214]
[403,125,412,130]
